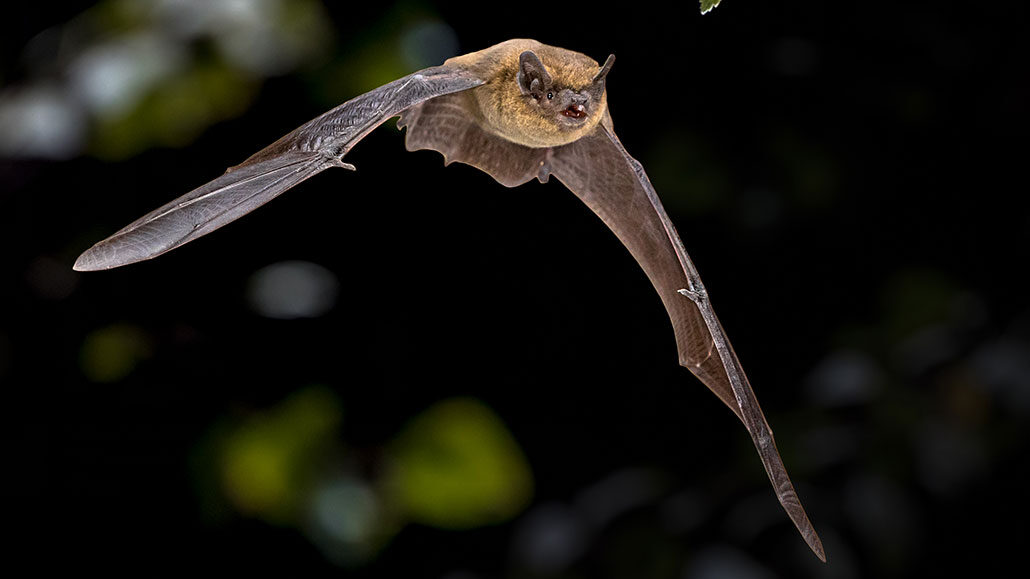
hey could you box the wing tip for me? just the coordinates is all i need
[805,528,827,563]
[72,257,95,272]
[73,235,160,271]
[783,492,827,562]
[73,247,106,272]
[73,246,130,271]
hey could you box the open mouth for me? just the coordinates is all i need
[561,104,587,119]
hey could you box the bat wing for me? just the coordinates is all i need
[74,65,484,271]
[548,120,826,562]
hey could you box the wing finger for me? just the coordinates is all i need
[74,152,337,271]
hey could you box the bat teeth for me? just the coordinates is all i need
[562,104,587,119]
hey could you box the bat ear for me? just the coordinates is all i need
[592,54,615,84]
[589,54,615,100]
[518,51,552,98]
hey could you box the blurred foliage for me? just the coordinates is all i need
[316,5,449,95]
[216,386,342,522]
[768,128,839,210]
[879,269,966,343]
[79,322,152,382]
[1,0,334,160]
[0,0,471,160]
[91,56,256,159]
[646,131,731,216]
[385,397,533,529]
[193,389,533,566]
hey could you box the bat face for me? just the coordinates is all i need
[517,51,601,128]
[443,39,611,149]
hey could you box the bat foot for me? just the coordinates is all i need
[536,161,552,183]
[332,159,357,171]
[536,149,554,183]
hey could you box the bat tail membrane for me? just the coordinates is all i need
[398,94,545,188]
[73,152,343,271]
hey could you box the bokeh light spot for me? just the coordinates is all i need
[399,20,459,70]
[246,260,339,319]
[0,84,86,159]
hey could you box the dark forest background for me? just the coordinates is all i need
[2,1,1028,577]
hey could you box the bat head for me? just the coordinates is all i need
[517,50,614,131]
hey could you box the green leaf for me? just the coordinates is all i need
[79,323,151,382]
[217,386,343,523]
[90,57,256,160]
[386,397,533,529]
[700,0,723,14]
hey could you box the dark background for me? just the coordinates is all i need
[3,1,1028,577]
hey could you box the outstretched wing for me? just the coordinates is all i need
[548,120,826,562]
[74,65,484,271]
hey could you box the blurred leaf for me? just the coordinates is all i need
[307,3,448,105]
[90,57,257,159]
[386,397,533,529]
[647,131,730,216]
[880,269,962,342]
[770,129,839,209]
[218,386,342,523]
[79,323,151,382]
[700,0,723,15]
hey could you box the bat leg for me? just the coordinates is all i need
[536,149,555,183]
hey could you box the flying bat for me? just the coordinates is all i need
[74,39,825,561]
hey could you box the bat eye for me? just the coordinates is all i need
[546,92,553,100]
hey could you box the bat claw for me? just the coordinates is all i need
[333,160,357,171]
[677,287,706,304]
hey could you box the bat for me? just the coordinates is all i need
[74,39,826,561]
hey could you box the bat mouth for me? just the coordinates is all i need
[561,104,587,119]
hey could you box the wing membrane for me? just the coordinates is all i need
[74,66,483,271]
[550,122,826,562]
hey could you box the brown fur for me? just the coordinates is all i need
[445,39,608,148]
